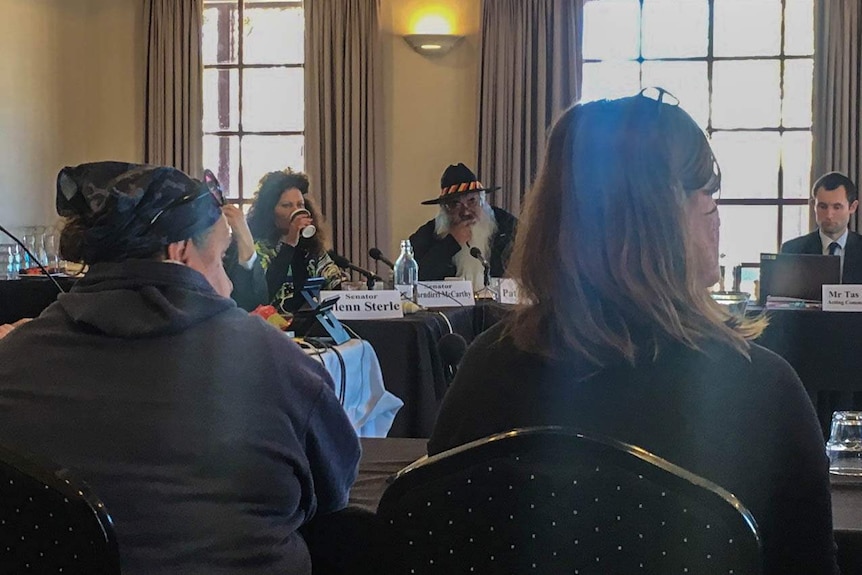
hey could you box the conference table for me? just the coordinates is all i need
[300,338,402,438]
[351,437,862,574]
[0,277,508,437]
[5,276,862,438]
[323,302,508,437]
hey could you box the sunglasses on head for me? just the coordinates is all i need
[203,169,226,206]
[146,169,226,229]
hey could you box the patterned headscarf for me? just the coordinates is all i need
[56,161,222,263]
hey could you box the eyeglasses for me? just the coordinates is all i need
[442,196,480,211]
[147,169,226,229]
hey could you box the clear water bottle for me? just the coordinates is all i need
[394,239,419,303]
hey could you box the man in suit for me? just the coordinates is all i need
[781,171,862,283]
[410,163,517,290]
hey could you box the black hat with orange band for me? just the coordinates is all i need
[421,163,500,205]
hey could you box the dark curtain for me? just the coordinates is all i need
[477,0,585,214]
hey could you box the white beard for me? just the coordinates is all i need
[437,206,497,291]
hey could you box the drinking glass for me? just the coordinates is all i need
[0,245,12,280]
[826,411,862,476]
[21,227,37,270]
[1,244,20,279]
[43,229,60,272]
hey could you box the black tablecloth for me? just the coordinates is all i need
[756,309,862,437]
[333,302,509,438]
[0,277,77,324]
[351,437,862,574]
[335,310,470,438]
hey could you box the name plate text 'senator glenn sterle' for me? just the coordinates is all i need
[320,290,404,319]
[822,284,862,312]
[416,281,475,308]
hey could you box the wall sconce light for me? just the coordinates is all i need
[403,34,463,56]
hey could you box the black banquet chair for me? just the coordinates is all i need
[0,443,121,574]
[377,426,762,575]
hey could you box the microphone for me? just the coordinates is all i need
[368,247,395,269]
[469,246,490,269]
[327,250,384,283]
[437,333,468,384]
[0,223,65,294]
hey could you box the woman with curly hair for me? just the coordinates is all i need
[229,169,343,313]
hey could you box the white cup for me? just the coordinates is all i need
[290,208,316,238]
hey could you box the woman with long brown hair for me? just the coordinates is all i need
[229,169,343,313]
[429,92,836,575]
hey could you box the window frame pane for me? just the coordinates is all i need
[582,0,814,258]
[202,0,305,204]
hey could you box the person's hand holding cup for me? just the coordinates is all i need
[289,208,316,241]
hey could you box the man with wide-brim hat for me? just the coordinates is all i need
[409,163,518,288]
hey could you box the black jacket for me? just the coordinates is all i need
[430,321,837,575]
[409,207,518,281]
[0,260,360,575]
[781,229,862,284]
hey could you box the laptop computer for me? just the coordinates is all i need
[759,253,841,305]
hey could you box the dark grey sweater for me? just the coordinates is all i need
[0,260,360,575]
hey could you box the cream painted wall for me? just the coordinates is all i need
[0,0,144,230]
[379,0,482,260]
[0,0,477,260]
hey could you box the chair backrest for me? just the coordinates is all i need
[378,427,762,575]
[0,443,121,574]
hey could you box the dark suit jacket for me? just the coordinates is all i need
[409,207,518,281]
[781,229,862,284]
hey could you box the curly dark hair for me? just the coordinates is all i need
[246,169,329,253]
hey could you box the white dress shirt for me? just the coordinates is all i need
[819,228,847,279]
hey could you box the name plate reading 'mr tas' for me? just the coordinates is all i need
[823,284,862,312]
[320,290,404,319]
[416,281,475,308]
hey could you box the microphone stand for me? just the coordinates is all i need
[345,264,381,290]
[328,250,382,290]
[474,264,498,301]
[469,246,498,301]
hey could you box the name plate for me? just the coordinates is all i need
[492,278,525,305]
[822,285,862,312]
[416,280,475,308]
[320,290,404,319]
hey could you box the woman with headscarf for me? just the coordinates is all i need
[229,169,343,314]
[428,93,837,574]
[0,161,360,574]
